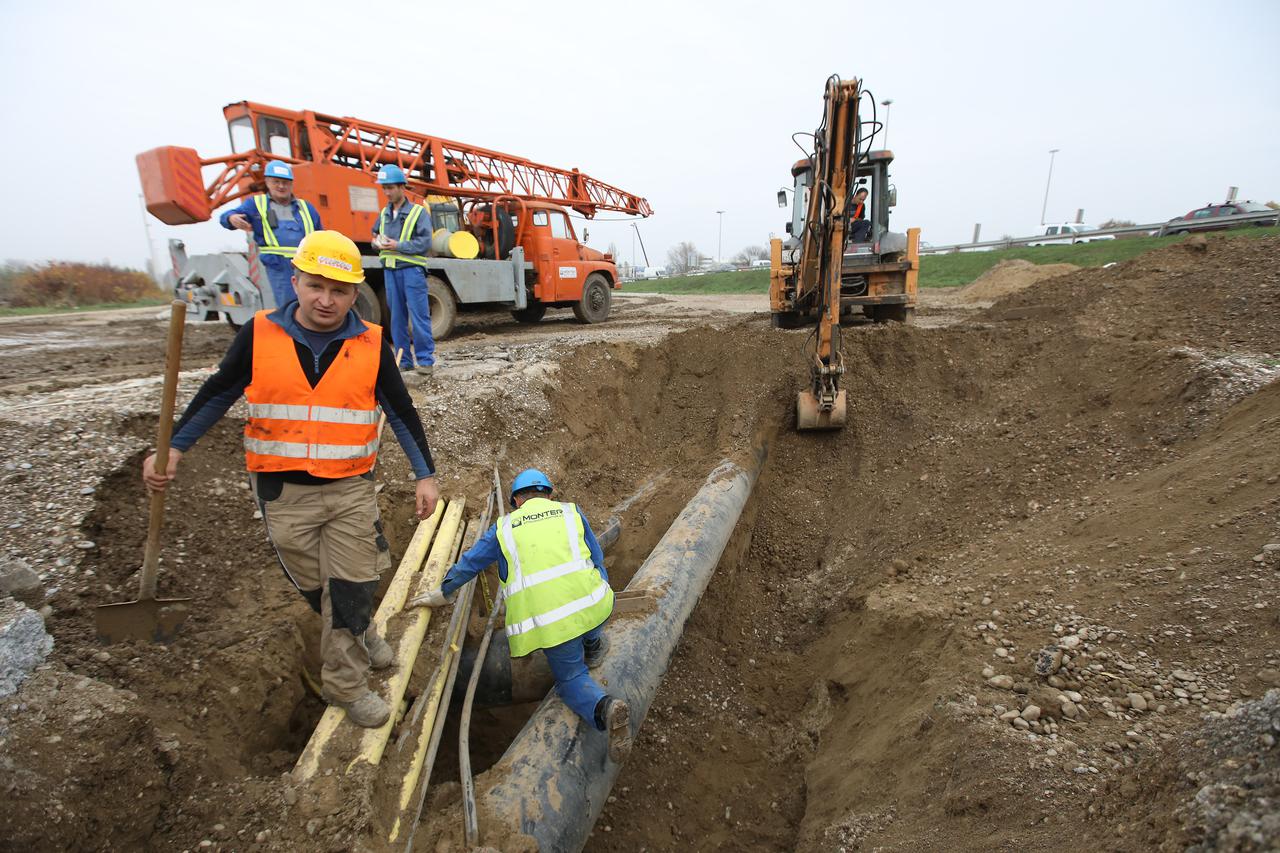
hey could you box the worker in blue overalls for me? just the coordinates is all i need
[220,160,321,310]
[371,165,436,376]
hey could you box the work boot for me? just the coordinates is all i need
[596,696,633,763]
[583,635,609,670]
[323,689,390,728]
[366,630,393,670]
[415,364,434,378]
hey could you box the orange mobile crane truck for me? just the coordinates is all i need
[137,101,652,339]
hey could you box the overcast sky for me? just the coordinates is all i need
[2,0,1277,271]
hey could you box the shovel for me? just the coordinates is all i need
[96,300,193,644]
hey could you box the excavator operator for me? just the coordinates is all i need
[850,187,872,243]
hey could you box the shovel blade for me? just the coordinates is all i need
[95,597,192,644]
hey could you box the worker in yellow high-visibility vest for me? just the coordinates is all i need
[371,165,436,377]
[410,468,632,762]
[220,160,320,309]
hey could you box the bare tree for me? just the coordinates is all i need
[730,245,769,267]
[666,241,700,275]
[606,241,619,259]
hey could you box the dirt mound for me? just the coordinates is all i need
[988,234,1280,353]
[957,258,1079,303]
[588,241,1280,850]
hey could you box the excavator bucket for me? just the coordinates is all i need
[796,389,847,431]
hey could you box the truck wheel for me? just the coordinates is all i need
[573,273,612,324]
[353,283,382,325]
[427,275,458,341]
[512,304,547,324]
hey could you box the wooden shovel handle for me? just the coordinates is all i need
[139,301,188,600]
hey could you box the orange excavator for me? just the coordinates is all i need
[769,76,920,430]
[138,101,652,336]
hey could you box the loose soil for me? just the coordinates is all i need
[1,236,1278,852]
[956,258,1079,303]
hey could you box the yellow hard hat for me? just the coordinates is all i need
[292,230,365,284]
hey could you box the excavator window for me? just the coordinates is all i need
[257,117,292,158]
[228,117,254,154]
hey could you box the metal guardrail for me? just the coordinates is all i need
[920,209,1279,254]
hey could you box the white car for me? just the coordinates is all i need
[1030,223,1114,245]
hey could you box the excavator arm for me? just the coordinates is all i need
[794,76,861,430]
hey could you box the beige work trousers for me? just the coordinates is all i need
[253,474,381,702]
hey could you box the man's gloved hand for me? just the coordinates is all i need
[407,587,455,609]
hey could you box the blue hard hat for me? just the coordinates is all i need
[264,160,294,180]
[510,469,553,507]
[376,164,407,185]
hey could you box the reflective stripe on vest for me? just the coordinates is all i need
[378,203,430,268]
[242,311,383,477]
[245,403,381,425]
[497,498,613,657]
[254,194,316,257]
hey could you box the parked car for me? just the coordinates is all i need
[1165,202,1279,235]
[1028,223,1114,246]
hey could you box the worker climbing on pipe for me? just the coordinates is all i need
[220,160,321,310]
[409,469,633,762]
[142,230,440,729]
[371,164,436,377]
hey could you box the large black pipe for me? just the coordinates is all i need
[449,444,768,852]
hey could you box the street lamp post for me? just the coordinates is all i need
[1040,148,1060,226]
[880,98,893,150]
[716,210,725,263]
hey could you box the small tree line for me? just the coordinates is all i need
[663,242,769,276]
[0,261,162,308]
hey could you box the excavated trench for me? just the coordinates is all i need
[7,244,1276,852]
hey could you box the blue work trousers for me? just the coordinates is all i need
[542,622,607,730]
[384,265,434,367]
[262,260,296,310]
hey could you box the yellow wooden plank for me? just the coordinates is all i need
[388,519,475,842]
[349,497,465,771]
[373,501,443,635]
[292,499,456,783]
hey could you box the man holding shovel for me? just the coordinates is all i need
[142,230,439,728]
